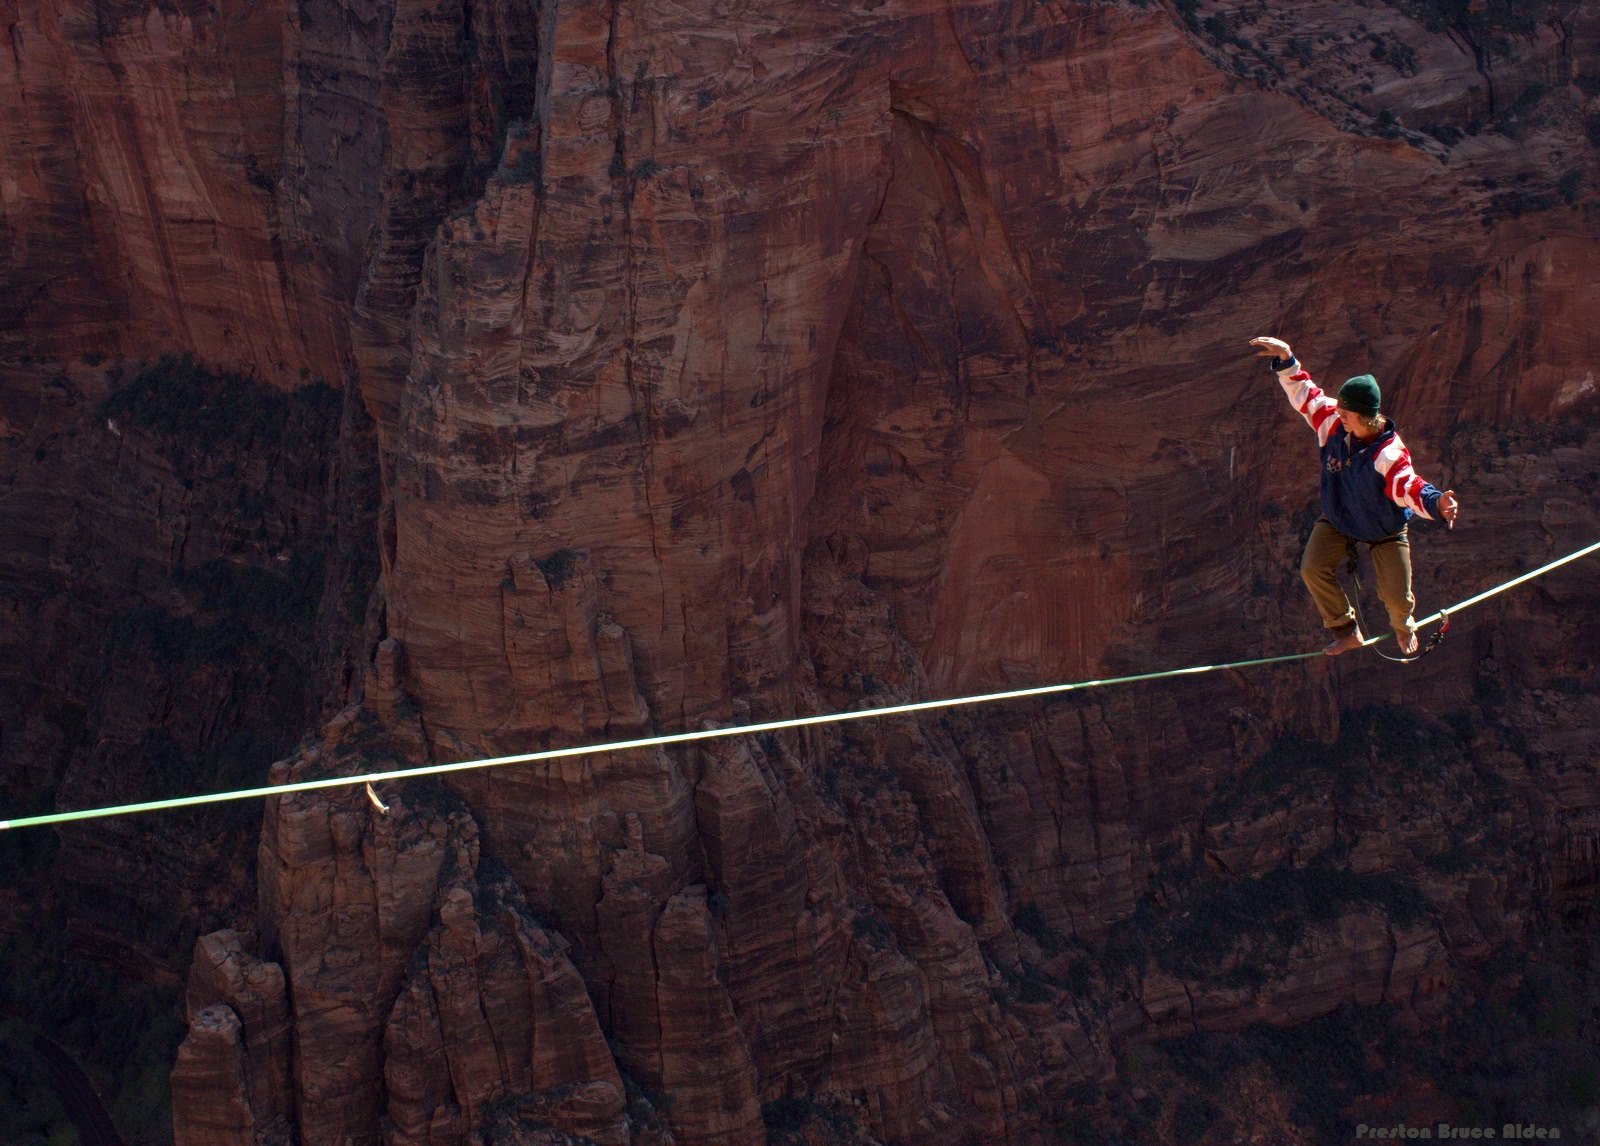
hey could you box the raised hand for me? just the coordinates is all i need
[1249,336,1293,360]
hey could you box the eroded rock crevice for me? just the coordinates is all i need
[5,1,1600,1143]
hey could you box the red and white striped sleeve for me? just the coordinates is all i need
[1278,363,1341,447]
[1373,435,1436,520]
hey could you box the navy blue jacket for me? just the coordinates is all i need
[1275,358,1443,542]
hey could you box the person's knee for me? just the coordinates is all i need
[1301,552,1336,586]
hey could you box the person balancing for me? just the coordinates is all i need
[1250,335,1461,656]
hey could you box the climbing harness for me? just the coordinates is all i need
[2,537,1597,833]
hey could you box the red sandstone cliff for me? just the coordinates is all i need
[4,0,1600,1143]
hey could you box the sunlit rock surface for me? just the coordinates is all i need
[3,0,1600,1142]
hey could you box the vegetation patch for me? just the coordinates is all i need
[1160,1006,1388,1141]
[762,1094,858,1141]
[850,910,895,950]
[1151,950,1600,1143]
[99,353,341,464]
[535,548,579,589]
[1105,858,1429,983]
[1385,0,1563,41]
[1209,705,1466,823]
[1012,901,1051,944]
[0,927,185,1145]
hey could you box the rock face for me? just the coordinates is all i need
[5,0,1600,1143]
[0,0,377,376]
[0,353,378,1140]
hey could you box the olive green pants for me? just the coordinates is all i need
[1300,519,1415,638]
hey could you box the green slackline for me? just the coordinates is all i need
[3,537,1597,833]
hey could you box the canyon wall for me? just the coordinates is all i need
[3,0,1600,1142]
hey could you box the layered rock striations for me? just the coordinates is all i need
[0,0,383,377]
[0,352,380,1140]
[4,0,1600,1143]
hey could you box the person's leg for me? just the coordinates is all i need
[1369,527,1417,651]
[1301,519,1359,650]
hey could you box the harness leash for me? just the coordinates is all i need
[1344,543,1449,663]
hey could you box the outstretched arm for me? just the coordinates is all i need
[1248,335,1295,369]
[1370,433,1462,529]
[1249,335,1340,444]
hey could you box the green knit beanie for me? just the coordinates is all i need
[1338,374,1381,416]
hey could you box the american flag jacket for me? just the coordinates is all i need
[1274,357,1444,542]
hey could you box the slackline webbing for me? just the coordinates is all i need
[3,537,1597,833]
